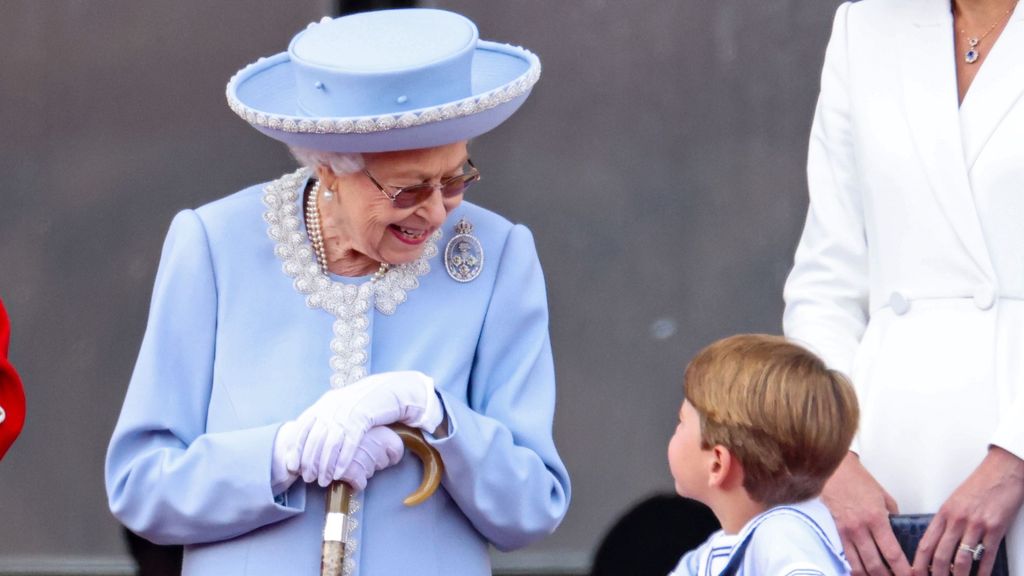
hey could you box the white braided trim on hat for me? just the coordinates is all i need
[226,48,541,135]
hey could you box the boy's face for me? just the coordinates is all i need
[667,399,710,500]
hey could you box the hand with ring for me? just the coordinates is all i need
[910,446,1024,576]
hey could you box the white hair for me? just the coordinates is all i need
[289,146,365,175]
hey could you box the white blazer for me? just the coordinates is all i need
[783,0,1024,569]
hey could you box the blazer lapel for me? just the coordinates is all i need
[960,5,1024,171]
[899,0,995,277]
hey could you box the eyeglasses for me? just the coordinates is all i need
[362,158,480,209]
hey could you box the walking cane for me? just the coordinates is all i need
[320,423,444,576]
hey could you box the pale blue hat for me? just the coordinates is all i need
[226,9,541,152]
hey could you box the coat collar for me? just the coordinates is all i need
[717,499,847,573]
[899,0,996,278]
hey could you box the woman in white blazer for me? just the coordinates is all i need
[783,1,1024,575]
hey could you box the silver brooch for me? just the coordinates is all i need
[445,218,483,283]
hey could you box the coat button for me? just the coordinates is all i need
[0,405,5,424]
[973,286,996,310]
[889,292,910,315]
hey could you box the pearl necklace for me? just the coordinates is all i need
[957,0,1018,64]
[305,179,390,280]
[265,169,439,318]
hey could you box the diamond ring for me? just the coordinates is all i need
[958,543,985,562]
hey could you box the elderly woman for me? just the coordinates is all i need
[105,9,570,576]
[784,1,1023,575]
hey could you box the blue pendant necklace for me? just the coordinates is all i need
[958,0,1018,64]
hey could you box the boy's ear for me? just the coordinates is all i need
[707,445,741,489]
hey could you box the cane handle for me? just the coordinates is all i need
[390,423,444,506]
[320,424,444,576]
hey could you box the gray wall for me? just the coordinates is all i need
[0,1,842,573]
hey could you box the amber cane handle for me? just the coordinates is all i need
[389,423,445,506]
[320,424,445,576]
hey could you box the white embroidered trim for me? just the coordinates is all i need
[264,168,438,384]
[263,169,436,576]
[227,49,541,135]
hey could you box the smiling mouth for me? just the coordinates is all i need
[390,224,429,244]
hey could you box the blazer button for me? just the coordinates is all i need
[973,286,996,310]
[889,292,910,315]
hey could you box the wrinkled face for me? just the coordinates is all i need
[320,141,468,267]
[667,400,710,501]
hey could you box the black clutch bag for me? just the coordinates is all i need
[890,514,1009,576]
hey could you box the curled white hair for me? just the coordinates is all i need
[289,146,365,175]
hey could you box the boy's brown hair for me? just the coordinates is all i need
[684,334,858,507]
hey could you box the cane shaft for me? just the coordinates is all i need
[320,481,352,576]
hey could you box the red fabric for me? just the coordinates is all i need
[0,298,25,460]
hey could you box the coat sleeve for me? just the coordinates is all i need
[105,210,304,545]
[783,3,869,382]
[427,224,571,551]
[991,392,1024,461]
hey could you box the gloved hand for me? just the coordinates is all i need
[289,371,443,486]
[334,426,404,490]
[273,422,406,490]
[271,420,302,495]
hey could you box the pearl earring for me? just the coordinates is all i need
[322,185,334,201]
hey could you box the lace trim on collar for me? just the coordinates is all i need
[262,168,439,318]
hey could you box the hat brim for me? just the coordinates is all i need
[227,41,540,153]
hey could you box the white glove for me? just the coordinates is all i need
[336,426,404,490]
[271,420,301,496]
[290,371,443,486]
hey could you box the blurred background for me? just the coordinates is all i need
[0,0,843,574]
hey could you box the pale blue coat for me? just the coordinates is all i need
[105,179,571,575]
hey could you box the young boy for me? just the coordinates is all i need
[667,334,858,576]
